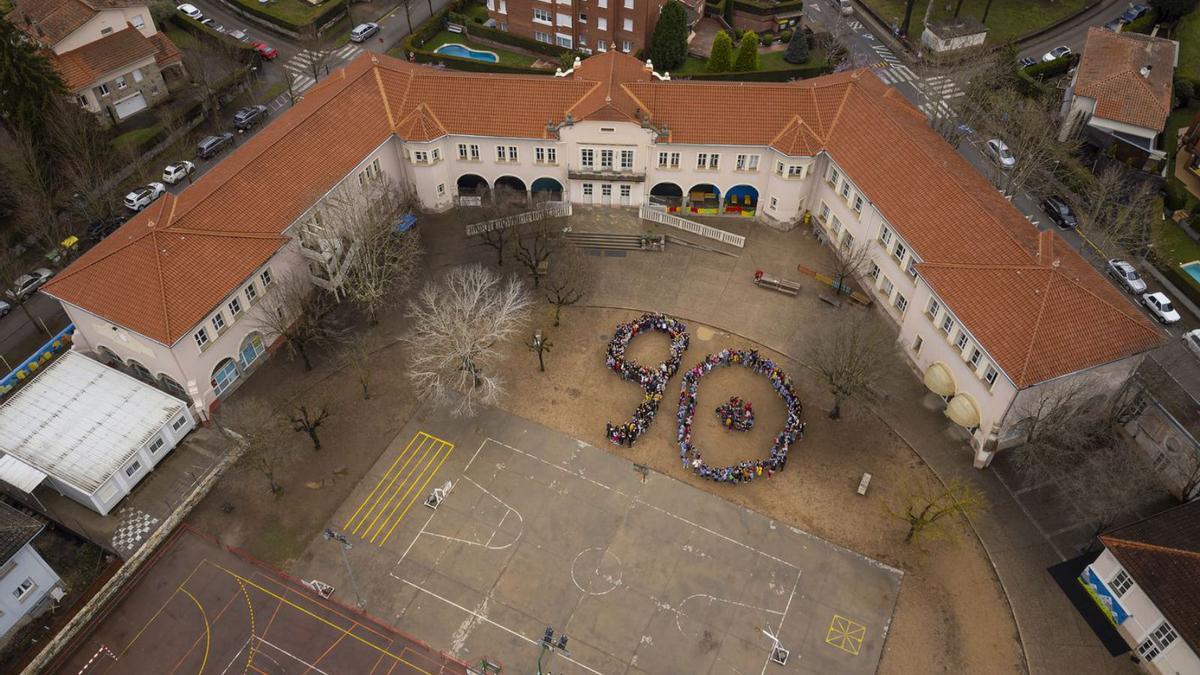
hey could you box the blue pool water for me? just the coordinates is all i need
[1183,261,1200,285]
[434,43,499,63]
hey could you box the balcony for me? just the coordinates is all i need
[567,165,646,182]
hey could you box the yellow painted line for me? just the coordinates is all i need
[180,589,211,675]
[380,442,454,545]
[359,437,440,540]
[237,581,256,675]
[825,614,866,656]
[121,557,211,655]
[344,432,428,531]
[351,434,434,536]
[210,564,433,675]
[367,441,446,543]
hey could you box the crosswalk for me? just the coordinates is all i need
[916,74,965,119]
[873,64,918,85]
[871,44,901,67]
[280,43,364,97]
[848,19,864,31]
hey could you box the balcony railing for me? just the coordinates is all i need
[567,165,646,182]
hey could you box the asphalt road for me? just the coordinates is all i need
[0,293,70,371]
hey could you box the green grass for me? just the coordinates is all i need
[462,2,492,23]
[1177,10,1200,83]
[674,47,827,74]
[230,0,332,24]
[860,0,1087,44]
[112,125,162,151]
[1154,218,1200,265]
[419,30,539,67]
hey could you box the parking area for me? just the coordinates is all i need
[305,406,903,674]
[50,526,467,674]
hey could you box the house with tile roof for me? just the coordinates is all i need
[1084,501,1200,673]
[0,502,62,640]
[1059,27,1178,169]
[39,50,1165,467]
[5,0,184,123]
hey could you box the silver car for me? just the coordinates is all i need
[7,268,54,301]
[350,22,380,43]
[1106,259,1147,294]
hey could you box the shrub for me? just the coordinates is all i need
[1023,54,1075,80]
[734,31,759,71]
[707,31,733,72]
[1124,7,1159,33]
[1175,78,1196,108]
[650,0,690,70]
[779,30,793,43]
[1149,0,1197,20]
[784,28,809,64]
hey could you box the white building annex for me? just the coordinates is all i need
[0,352,195,516]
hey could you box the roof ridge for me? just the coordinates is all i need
[1101,536,1200,560]
[44,197,169,286]
[150,228,172,343]
[620,82,651,122]
[770,114,803,147]
[372,61,397,130]
[1015,266,1055,384]
[1045,258,1163,336]
[163,228,289,240]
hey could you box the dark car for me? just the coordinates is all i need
[232,105,268,131]
[86,216,125,242]
[1121,3,1149,21]
[1104,18,1125,31]
[1018,57,1037,69]
[1041,195,1077,229]
[196,132,235,160]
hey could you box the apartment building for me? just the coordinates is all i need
[0,503,62,640]
[484,0,702,54]
[41,51,1164,469]
[6,0,185,123]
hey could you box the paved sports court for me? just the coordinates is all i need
[50,527,467,675]
[308,407,903,675]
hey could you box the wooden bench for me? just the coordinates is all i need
[447,23,465,33]
[857,472,872,496]
[754,275,801,296]
[818,293,843,308]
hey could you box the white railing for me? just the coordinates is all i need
[465,201,572,236]
[639,205,745,248]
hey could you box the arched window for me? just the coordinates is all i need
[127,360,153,383]
[157,373,188,402]
[239,332,266,369]
[96,346,122,367]
[211,358,241,397]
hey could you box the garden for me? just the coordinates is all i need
[860,0,1088,43]
[227,0,347,31]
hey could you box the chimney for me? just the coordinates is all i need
[1140,64,1152,78]
[645,58,654,71]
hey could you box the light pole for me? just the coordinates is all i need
[323,529,365,610]
[527,329,552,372]
[536,626,570,675]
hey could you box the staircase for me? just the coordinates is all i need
[565,231,665,251]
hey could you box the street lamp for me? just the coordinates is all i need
[527,329,553,372]
[536,626,570,674]
[323,529,365,610]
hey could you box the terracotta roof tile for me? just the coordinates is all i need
[7,0,96,45]
[148,31,181,68]
[1100,501,1200,651]
[1074,27,1176,131]
[42,52,1167,379]
[51,25,157,90]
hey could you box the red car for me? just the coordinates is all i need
[253,41,277,59]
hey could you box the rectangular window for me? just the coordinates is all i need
[546,147,556,164]
[620,149,634,170]
[211,312,226,333]
[697,153,709,169]
[769,196,778,210]
[969,348,982,366]
[1150,622,1178,652]
[101,26,113,35]
[437,183,446,196]
[132,68,143,83]
[556,12,571,26]
[893,241,907,263]
[880,276,894,296]
[1138,638,1161,662]
[620,184,631,197]
[926,299,940,318]
[260,269,274,287]
[1109,570,1134,597]
[556,33,572,48]
[172,415,187,431]
[534,7,552,22]
[829,167,840,185]
[468,144,479,160]
[658,151,669,168]
[508,146,518,161]
[956,332,969,351]
[125,460,142,478]
[579,12,587,22]
[984,366,998,387]
[621,40,632,53]
[194,328,209,349]
[907,258,918,277]
[228,297,242,317]
[598,17,607,30]
[844,233,855,247]
[581,148,594,168]
[13,578,34,600]
[879,225,892,245]
[413,150,429,163]
[432,148,441,161]
[458,143,468,159]
[497,146,507,162]
[941,316,954,335]
[913,335,924,353]
[76,94,89,108]
[536,147,545,163]
[840,182,851,199]
[131,14,145,28]
[788,165,804,177]
[149,437,165,454]
[895,294,908,313]
[598,0,606,7]
[98,83,110,96]
[831,215,842,234]
[818,203,830,222]
[624,0,633,7]
[853,195,864,212]
[623,18,633,31]
[600,149,614,169]
[775,161,785,176]
[602,184,612,196]
[583,183,593,196]
[244,282,258,302]
[668,152,679,168]
[868,262,880,279]
[736,154,748,170]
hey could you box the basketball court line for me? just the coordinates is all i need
[417,476,524,551]
[178,589,210,675]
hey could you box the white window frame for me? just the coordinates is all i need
[941,315,954,335]
[458,143,469,160]
[879,225,893,245]
[211,312,226,333]
[600,149,614,169]
[259,269,274,287]
[534,7,552,23]
[581,148,594,168]
[657,151,669,168]
[828,167,840,185]
[620,149,634,170]
[598,17,607,30]
[787,164,804,177]
[984,366,998,387]
[623,18,633,31]
[1109,569,1134,597]
[244,281,258,303]
[868,262,880,279]
[619,184,631,197]
[853,194,864,212]
[582,183,593,196]
[893,241,907,263]
[955,332,969,351]
[194,327,209,350]
[769,196,778,210]
[13,578,34,601]
[895,293,908,313]
[228,297,242,317]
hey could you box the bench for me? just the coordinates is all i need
[754,275,801,296]
[857,472,872,496]
[447,23,465,33]
[818,293,843,308]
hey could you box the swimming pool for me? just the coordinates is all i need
[434,43,499,63]
[1183,260,1200,285]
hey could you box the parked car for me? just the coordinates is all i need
[162,160,195,185]
[253,41,278,60]
[199,17,215,27]
[86,216,125,242]
[229,29,251,43]
[985,138,1016,168]
[1040,195,1077,229]
[1107,259,1147,294]
[123,182,166,211]
[7,268,54,301]
[1184,329,1200,359]
[1121,3,1149,21]
[350,22,380,43]
[827,0,853,15]
[1104,18,1125,31]
[196,132,235,160]
[1141,292,1181,324]
[177,3,202,20]
[0,300,10,318]
[1042,45,1072,62]
[1018,57,1037,69]
[233,105,268,131]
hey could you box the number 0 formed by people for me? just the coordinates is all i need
[603,314,805,485]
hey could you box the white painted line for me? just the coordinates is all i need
[254,635,332,675]
[759,571,802,675]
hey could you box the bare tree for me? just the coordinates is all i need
[806,317,893,419]
[510,203,565,288]
[914,50,1008,145]
[472,187,524,267]
[255,274,340,371]
[973,87,1071,198]
[220,396,288,496]
[49,100,120,223]
[338,332,377,400]
[543,243,591,326]
[0,244,52,336]
[0,127,67,253]
[1074,164,1157,258]
[827,236,872,299]
[889,477,987,544]
[526,328,552,372]
[403,264,534,416]
[183,44,239,130]
[328,180,424,324]
[1163,443,1200,503]
[298,36,332,83]
[289,401,331,450]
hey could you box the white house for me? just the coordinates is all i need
[0,351,195,516]
[921,17,987,53]
[40,50,1165,467]
[1084,501,1200,674]
[0,502,63,640]
[1059,27,1177,168]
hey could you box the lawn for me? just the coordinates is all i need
[230,0,336,25]
[1177,9,1200,83]
[112,125,162,152]
[462,1,492,23]
[418,30,540,67]
[673,46,827,75]
[861,0,1088,44]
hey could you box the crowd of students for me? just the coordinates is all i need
[676,349,803,484]
[604,313,690,447]
[716,396,755,431]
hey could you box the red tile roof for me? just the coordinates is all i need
[42,51,1166,381]
[1074,27,1176,132]
[1100,501,1200,651]
[6,0,143,46]
[50,25,158,90]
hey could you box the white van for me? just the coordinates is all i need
[831,0,853,16]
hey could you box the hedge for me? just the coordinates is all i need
[1023,54,1076,80]
[409,49,553,74]
[224,0,347,33]
[403,7,565,73]
[1123,8,1159,34]
[167,14,257,57]
[683,62,833,81]
[731,0,804,15]
[468,23,571,57]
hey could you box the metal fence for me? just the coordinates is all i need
[638,205,745,248]
[464,201,572,236]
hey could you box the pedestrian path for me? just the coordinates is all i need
[848,19,864,31]
[873,63,917,85]
[870,44,901,68]
[916,74,965,119]
[270,43,365,111]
